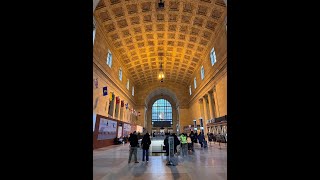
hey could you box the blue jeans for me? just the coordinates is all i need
[142,149,149,161]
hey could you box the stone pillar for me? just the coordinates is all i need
[213,86,220,117]
[204,95,211,120]
[199,98,204,120]
[119,104,123,121]
[144,106,147,128]
[202,96,208,122]
[208,90,216,119]
[203,95,211,136]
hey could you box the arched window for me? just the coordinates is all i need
[93,24,96,45]
[189,85,192,95]
[152,99,172,126]
[126,79,130,90]
[106,50,112,68]
[194,77,197,89]
[119,68,122,81]
[210,47,216,66]
[132,86,134,96]
[201,65,205,80]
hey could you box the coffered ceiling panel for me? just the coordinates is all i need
[94,0,226,87]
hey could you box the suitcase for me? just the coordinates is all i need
[203,141,208,148]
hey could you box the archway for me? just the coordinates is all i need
[145,88,179,134]
[151,99,173,135]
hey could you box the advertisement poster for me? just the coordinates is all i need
[123,123,131,137]
[117,126,122,138]
[97,118,117,140]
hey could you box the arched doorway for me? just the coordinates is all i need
[146,95,178,134]
[151,99,173,135]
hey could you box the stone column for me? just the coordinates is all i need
[202,95,209,122]
[199,98,204,120]
[208,90,216,119]
[144,106,147,128]
[203,95,211,136]
[213,86,220,117]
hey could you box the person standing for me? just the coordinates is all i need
[187,133,192,153]
[128,131,139,163]
[141,133,151,162]
[179,133,187,156]
[189,131,195,152]
[163,133,169,159]
[172,133,180,154]
[198,132,205,148]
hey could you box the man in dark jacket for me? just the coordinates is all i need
[190,131,195,152]
[172,133,180,154]
[141,133,151,162]
[128,131,139,163]
[198,132,205,148]
[163,133,169,157]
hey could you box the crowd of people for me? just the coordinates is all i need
[125,130,227,164]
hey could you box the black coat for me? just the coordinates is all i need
[141,134,151,150]
[129,134,138,147]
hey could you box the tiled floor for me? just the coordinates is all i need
[93,142,227,180]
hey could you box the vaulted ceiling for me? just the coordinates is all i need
[94,0,226,87]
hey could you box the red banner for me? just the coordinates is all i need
[121,100,124,107]
[116,96,120,104]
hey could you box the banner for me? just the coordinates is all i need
[97,118,117,140]
[109,92,113,101]
[125,103,128,109]
[103,86,108,96]
[121,100,124,107]
[116,96,120,104]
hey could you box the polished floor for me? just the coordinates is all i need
[93,142,227,180]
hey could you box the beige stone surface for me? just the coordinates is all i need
[93,0,227,130]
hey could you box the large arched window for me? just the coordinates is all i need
[152,99,172,126]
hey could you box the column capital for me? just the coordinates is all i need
[213,86,216,92]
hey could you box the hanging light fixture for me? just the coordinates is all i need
[158,55,165,82]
